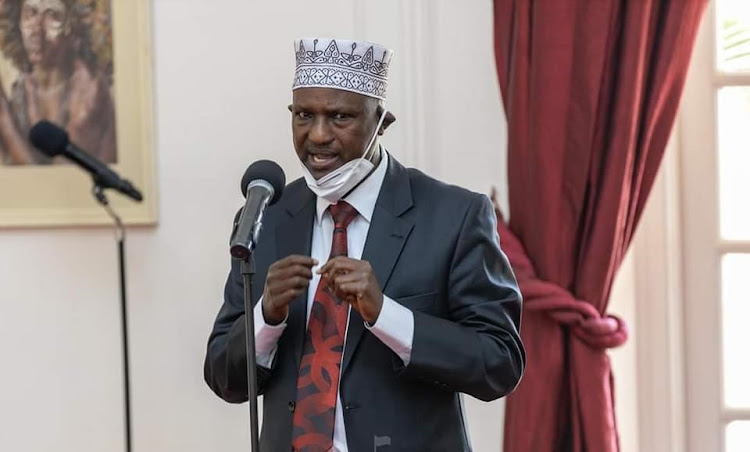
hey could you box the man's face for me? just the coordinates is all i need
[21,0,69,67]
[290,88,381,180]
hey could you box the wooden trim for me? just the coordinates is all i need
[681,2,725,451]
[721,409,750,421]
[633,128,688,452]
[398,0,436,172]
[713,73,750,86]
[717,241,750,253]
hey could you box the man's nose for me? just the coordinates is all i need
[308,117,333,144]
[25,14,43,33]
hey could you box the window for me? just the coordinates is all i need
[715,2,750,450]
[681,1,750,451]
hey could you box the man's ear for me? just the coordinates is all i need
[377,109,396,135]
[287,104,293,113]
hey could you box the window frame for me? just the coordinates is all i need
[680,1,750,450]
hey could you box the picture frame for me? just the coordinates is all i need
[0,0,156,227]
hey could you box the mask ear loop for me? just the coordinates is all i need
[363,104,389,162]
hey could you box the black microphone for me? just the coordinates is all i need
[230,160,286,260]
[28,120,143,202]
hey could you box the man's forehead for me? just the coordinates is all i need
[23,0,66,11]
[292,87,372,107]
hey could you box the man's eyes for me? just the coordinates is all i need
[22,8,37,19]
[48,11,65,23]
[295,112,353,121]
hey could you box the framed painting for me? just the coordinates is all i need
[0,0,155,227]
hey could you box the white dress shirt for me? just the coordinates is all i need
[252,150,415,452]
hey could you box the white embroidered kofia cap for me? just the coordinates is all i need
[293,38,393,100]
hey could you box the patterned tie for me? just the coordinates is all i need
[292,201,359,452]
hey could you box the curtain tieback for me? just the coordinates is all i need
[491,194,628,349]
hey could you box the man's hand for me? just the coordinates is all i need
[319,257,383,324]
[262,255,318,325]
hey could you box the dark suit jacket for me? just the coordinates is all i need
[204,155,525,452]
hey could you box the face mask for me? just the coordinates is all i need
[299,106,388,203]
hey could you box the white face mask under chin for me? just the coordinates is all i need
[299,107,388,203]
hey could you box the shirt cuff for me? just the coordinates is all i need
[365,295,414,366]
[253,298,287,368]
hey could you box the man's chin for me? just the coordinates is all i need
[27,54,42,65]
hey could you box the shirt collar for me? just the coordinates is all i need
[315,148,389,225]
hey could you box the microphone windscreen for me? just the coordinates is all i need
[241,160,286,204]
[29,121,69,157]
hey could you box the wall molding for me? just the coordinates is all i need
[397,0,436,173]
[352,1,367,44]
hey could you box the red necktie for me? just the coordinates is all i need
[292,201,359,452]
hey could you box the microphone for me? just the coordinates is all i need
[230,160,286,260]
[28,120,143,202]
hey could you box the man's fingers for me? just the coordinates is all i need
[335,281,367,299]
[284,255,318,266]
[318,256,359,275]
[319,258,370,284]
[284,287,304,299]
[327,270,361,289]
[328,271,365,292]
[263,256,317,323]
[324,268,362,290]
[266,280,307,310]
[273,263,315,281]
[275,255,318,269]
[265,255,318,309]
[269,256,319,282]
[270,275,310,296]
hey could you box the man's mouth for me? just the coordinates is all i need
[25,42,41,54]
[307,151,340,175]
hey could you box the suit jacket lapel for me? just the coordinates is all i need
[275,184,315,368]
[341,156,414,375]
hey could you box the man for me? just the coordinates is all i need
[204,38,525,452]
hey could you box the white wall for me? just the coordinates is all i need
[0,0,512,451]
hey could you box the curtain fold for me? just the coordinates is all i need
[493,1,708,451]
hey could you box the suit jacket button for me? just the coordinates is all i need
[288,401,296,412]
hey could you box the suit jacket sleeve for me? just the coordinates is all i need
[203,210,274,403]
[396,194,525,401]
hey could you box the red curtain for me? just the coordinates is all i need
[493,1,707,451]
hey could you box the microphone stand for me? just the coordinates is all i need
[92,184,132,452]
[238,255,261,451]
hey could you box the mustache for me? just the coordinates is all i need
[306,148,339,155]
